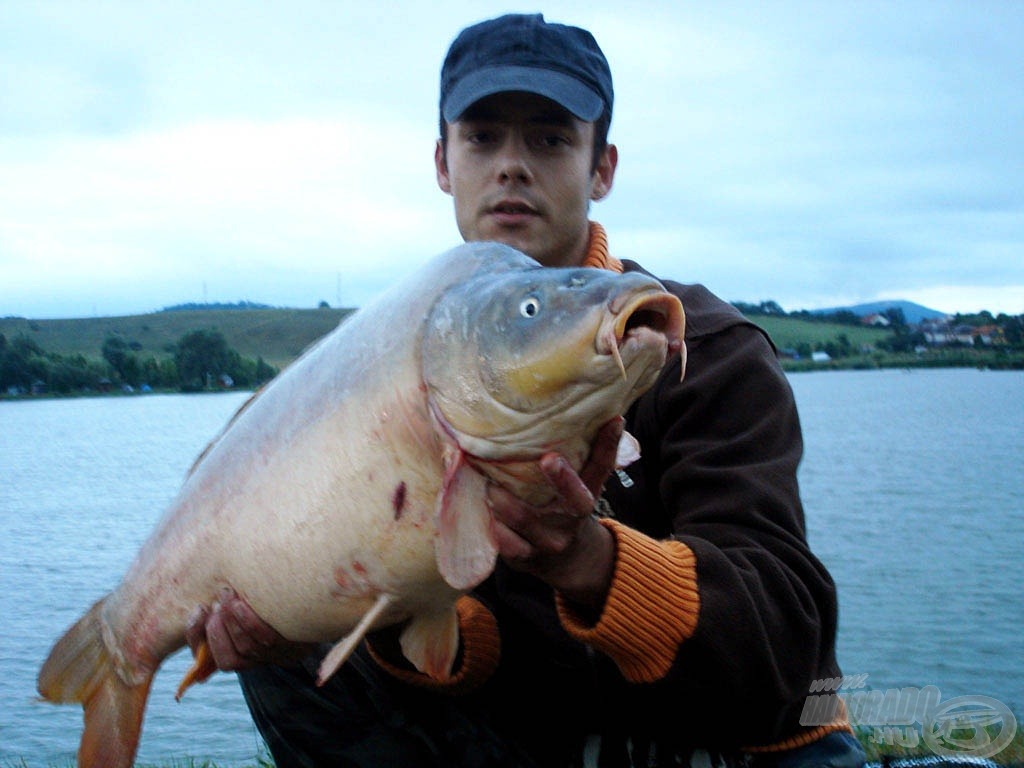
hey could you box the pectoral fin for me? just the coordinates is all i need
[435,448,498,591]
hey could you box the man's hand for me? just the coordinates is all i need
[184,588,314,671]
[487,416,623,609]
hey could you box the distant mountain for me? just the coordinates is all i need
[809,300,948,325]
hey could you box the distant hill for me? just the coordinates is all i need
[1,305,893,373]
[809,300,948,325]
[0,307,353,370]
[162,300,275,312]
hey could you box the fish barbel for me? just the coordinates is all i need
[37,241,685,767]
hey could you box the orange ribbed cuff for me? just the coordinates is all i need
[745,698,853,752]
[556,518,700,682]
[367,595,500,695]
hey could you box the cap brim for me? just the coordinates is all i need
[442,65,605,122]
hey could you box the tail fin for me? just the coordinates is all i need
[37,597,154,768]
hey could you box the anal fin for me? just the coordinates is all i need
[399,605,459,681]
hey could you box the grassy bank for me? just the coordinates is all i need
[7,721,1024,768]
[854,722,1024,766]
[0,761,273,768]
[780,346,1024,372]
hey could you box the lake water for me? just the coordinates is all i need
[1,369,1021,766]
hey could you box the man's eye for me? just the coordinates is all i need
[537,135,568,148]
[467,131,494,144]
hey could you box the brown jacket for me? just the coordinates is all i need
[372,237,849,763]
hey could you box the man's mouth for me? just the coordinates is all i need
[489,200,539,218]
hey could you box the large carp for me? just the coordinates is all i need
[37,241,685,767]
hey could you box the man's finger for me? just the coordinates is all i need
[578,417,623,492]
[491,518,534,563]
[224,595,282,650]
[204,602,246,670]
[539,453,594,517]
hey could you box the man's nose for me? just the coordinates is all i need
[496,139,532,184]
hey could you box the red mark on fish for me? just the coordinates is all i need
[392,481,407,519]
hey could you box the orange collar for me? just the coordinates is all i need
[581,221,623,273]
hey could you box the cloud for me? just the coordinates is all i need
[1,1,1022,318]
[0,114,458,316]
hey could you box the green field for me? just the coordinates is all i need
[0,308,885,370]
[0,308,354,370]
[748,315,890,352]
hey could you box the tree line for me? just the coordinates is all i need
[0,328,278,396]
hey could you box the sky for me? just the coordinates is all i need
[2,0,1022,320]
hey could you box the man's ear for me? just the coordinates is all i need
[590,143,618,202]
[435,139,452,195]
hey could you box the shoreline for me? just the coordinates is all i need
[4,354,1023,402]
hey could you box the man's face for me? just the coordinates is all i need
[435,92,616,267]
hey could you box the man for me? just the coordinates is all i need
[188,13,866,767]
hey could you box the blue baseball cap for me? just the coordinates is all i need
[440,13,613,123]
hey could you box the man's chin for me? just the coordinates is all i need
[480,231,536,256]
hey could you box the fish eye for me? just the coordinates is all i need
[519,296,541,318]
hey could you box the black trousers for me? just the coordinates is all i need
[238,644,866,768]
[239,643,545,768]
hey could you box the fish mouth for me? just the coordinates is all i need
[599,288,686,380]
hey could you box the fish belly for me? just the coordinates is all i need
[113,345,448,667]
